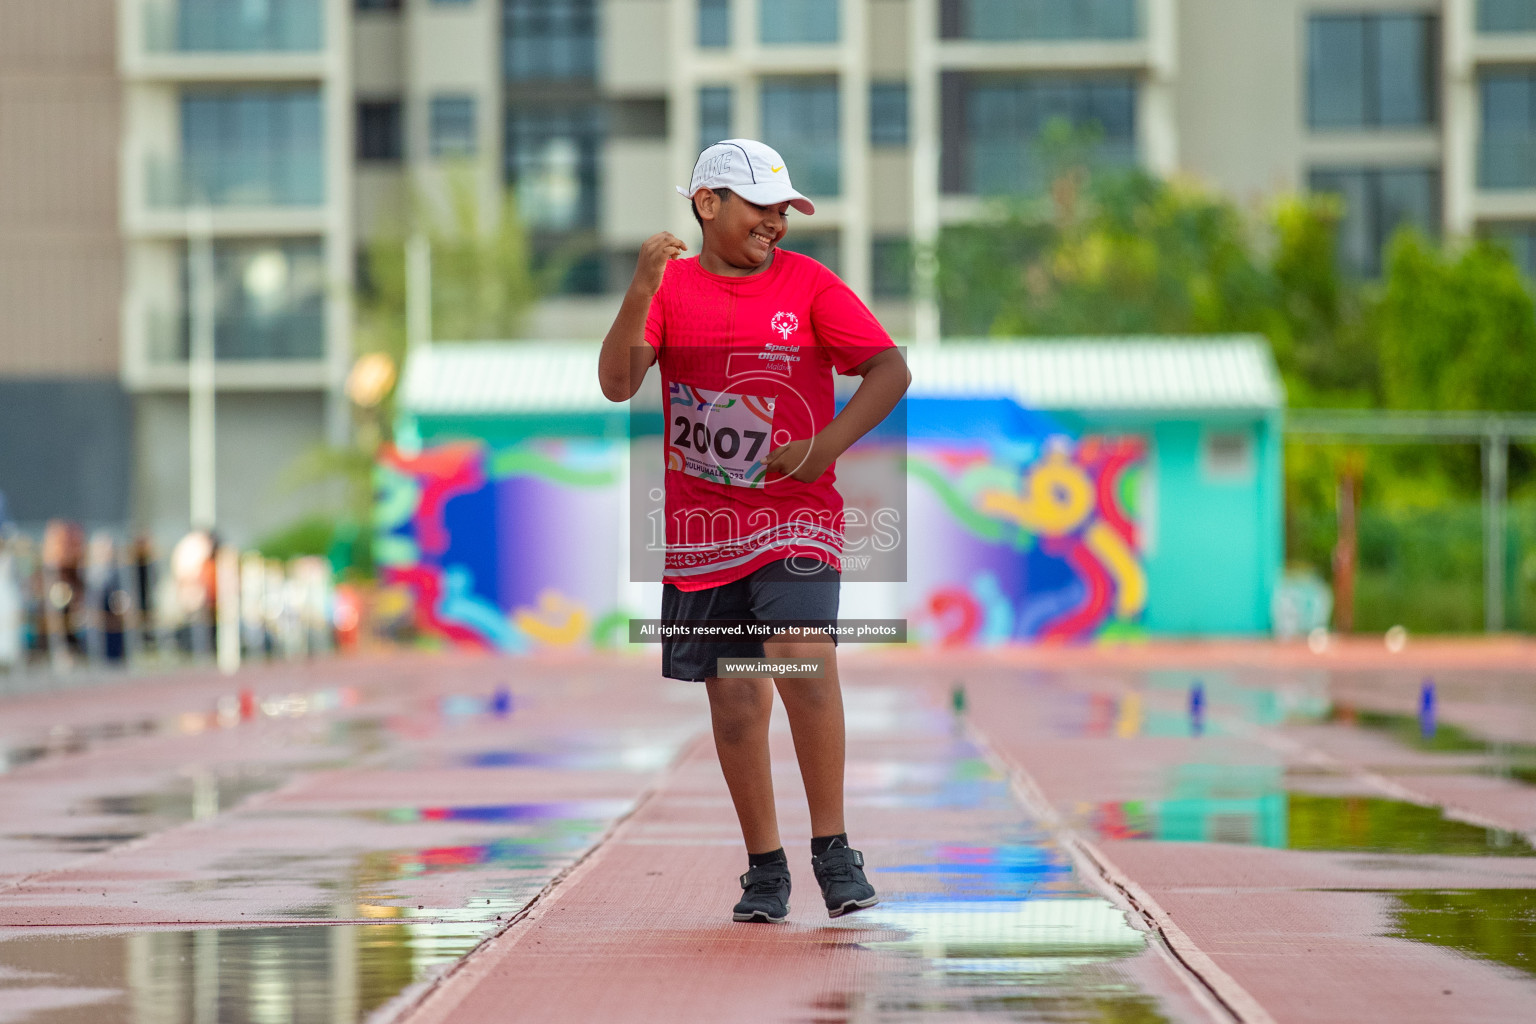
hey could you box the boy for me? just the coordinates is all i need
[598,139,910,923]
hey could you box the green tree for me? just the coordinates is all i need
[356,170,545,393]
[933,156,1536,631]
[274,170,549,578]
[1379,229,1536,412]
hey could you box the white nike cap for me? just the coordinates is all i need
[677,138,816,216]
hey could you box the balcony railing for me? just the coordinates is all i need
[143,0,323,53]
[1480,137,1536,190]
[146,152,325,208]
[146,309,326,362]
[784,143,840,198]
[1479,0,1536,34]
[943,0,1140,41]
[968,139,1137,195]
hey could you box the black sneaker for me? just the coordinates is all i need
[732,862,791,922]
[812,842,879,918]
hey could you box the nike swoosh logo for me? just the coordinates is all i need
[770,165,783,173]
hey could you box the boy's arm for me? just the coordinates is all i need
[598,231,684,403]
[765,347,911,483]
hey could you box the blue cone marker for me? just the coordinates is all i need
[491,686,513,717]
[1419,678,1435,741]
[1190,680,1205,737]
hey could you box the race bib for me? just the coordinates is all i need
[667,382,776,488]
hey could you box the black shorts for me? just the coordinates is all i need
[661,557,840,682]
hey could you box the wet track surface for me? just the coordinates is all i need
[0,645,1534,1022]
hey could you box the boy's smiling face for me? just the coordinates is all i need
[696,190,791,275]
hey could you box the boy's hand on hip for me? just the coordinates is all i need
[765,438,832,484]
[632,232,688,295]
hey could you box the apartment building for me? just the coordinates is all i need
[346,0,1536,337]
[116,0,354,544]
[0,2,129,530]
[6,0,1535,542]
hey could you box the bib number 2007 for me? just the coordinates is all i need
[667,383,775,488]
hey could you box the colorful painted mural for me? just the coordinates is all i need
[375,440,633,650]
[376,419,1148,649]
[906,429,1149,646]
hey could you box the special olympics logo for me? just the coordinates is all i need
[770,311,799,340]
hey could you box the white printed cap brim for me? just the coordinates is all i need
[675,183,816,217]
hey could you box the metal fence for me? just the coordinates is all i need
[1286,409,1536,633]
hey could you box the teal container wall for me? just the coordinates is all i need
[1066,410,1282,636]
[1142,419,1276,634]
[409,409,659,445]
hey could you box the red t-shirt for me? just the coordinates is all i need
[644,249,895,591]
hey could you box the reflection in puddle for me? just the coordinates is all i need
[1339,708,1509,755]
[1387,889,1536,979]
[848,758,1014,811]
[0,922,485,1024]
[1288,795,1535,857]
[1077,672,1334,739]
[459,745,676,771]
[3,832,146,853]
[1339,708,1536,785]
[0,718,158,773]
[814,712,1179,1023]
[844,898,1146,958]
[5,773,288,854]
[0,688,367,775]
[365,799,632,824]
[81,772,284,823]
[1089,790,1535,856]
[824,896,1167,1021]
[875,844,1074,898]
[823,899,1170,1021]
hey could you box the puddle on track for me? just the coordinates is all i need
[819,695,1186,1022]
[1,769,294,855]
[1386,889,1536,979]
[0,802,626,1020]
[1087,788,1535,856]
[0,921,487,1023]
[0,699,683,1020]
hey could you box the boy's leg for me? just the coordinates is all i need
[764,636,845,838]
[704,674,782,855]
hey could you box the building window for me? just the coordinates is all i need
[1201,429,1254,481]
[939,0,1137,40]
[761,78,840,196]
[699,86,732,154]
[1480,1,1536,33]
[698,0,729,47]
[1307,15,1437,130]
[872,237,911,297]
[504,105,603,231]
[356,0,401,10]
[503,0,597,81]
[158,0,323,52]
[431,96,477,157]
[761,0,838,44]
[610,98,667,139]
[870,83,908,147]
[177,238,326,360]
[1480,69,1536,189]
[357,99,404,161]
[175,88,324,206]
[432,0,474,4]
[942,73,1136,195]
[1484,221,1536,277]
[779,232,839,273]
[1309,166,1440,277]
